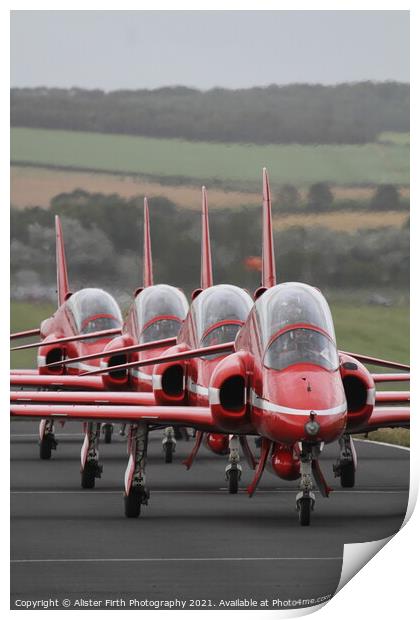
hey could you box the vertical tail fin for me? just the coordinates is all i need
[143,197,154,288]
[261,168,276,288]
[201,186,213,289]
[55,215,70,307]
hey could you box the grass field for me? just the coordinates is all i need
[11,127,410,187]
[10,165,260,211]
[273,211,408,232]
[10,299,409,447]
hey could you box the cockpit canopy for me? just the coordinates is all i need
[134,285,189,344]
[66,288,123,335]
[255,282,336,346]
[264,328,339,371]
[192,285,253,354]
[256,283,338,372]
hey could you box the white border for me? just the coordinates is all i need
[3,4,417,620]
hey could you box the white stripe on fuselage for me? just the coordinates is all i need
[187,377,209,397]
[130,368,153,382]
[37,357,98,373]
[250,389,347,416]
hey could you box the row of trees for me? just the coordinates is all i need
[11,82,409,145]
[11,192,409,298]
[278,183,407,212]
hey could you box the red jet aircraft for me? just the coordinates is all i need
[11,170,409,525]
[11,215,127,467]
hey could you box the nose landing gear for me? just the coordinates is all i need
[162,426,176,463]
[296,443,329,526]
[39,419,58,460]
[296,447,316,526]
[124,423,149,518]
[225,435,242,494]
[101,423,114,444]
[80,423,102,489]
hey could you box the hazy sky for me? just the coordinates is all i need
[11,11,409,90]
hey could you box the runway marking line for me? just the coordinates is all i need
[11,557,343,564]
[353,438,410,452]
[10,489,408,495]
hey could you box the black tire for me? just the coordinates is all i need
[164,441,174,463]
[340,462,355,488]
[124,489,142,518]
[298,497,311,526]
[81,464,96,489]
[39,438,52,460]
[104,425,113,444]
[227,468,239,494]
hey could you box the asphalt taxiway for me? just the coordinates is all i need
[10,422,409,610]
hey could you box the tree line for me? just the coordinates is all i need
[11,82,409,145]
[11,191,409,298]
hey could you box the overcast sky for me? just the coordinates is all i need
[10,11,409,90]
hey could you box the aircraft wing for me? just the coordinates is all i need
[340,351,409,371]
[10,368,39,375]
[11,390,156,407]
[375,391,410,404]
[11,403,217,432]
[372,373,410,383]
[353,407,410,434]
[10,374,105,391]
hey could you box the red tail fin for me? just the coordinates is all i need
[143,197,154,287]
[261,168,276,288]
[55,215,70,307]
[201,186,213,289]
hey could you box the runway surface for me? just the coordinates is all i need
[11,422,409,610]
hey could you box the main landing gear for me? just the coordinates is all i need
[124,423,150,518]
[39,419,58,460]
[162,426,176,463]
[80,423,103,489]
[225,435,242,494]
[101,423,114,444]
[333,433,357,488]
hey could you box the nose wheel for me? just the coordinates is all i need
[80,423,102,489]
[39,420,57,460]
[101,423,113,444]
[124,486,150,518]
[296,492,315,526]
[296,443,324,526]
[225,435,242,494]
[162,427,176,463]
[39,433,58,460]
[81,461,103,489]
[226,463,241,494]
[124,423,149,518]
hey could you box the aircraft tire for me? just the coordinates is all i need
[103,425,113,444]
[227,468,239,494]
[124,489,142,518]
[340,462,355,488]
[39,438,52,460]
[174,428,183,440]
[298,497,311,526]
[81,465,96,489]
[164,442,174,463]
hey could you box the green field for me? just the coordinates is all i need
[11,127,409,188]
[10,300,409,446]
[11,302,55,369]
